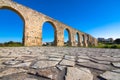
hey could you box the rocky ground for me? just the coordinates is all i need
[0,47,120,80]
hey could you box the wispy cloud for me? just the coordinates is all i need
[88,22,120,40]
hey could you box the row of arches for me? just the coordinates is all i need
[0,9,93,46]
[0,9,91,47]
[41,21,92,47]
[0,0,97,47]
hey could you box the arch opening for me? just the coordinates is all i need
[87,35,89,46]
[82,34,85,46]
[75,32,79,46]
[0,8,25,46]
[42,21,56,46]
[64,28,70,46]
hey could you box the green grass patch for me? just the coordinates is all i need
[0,41,23,47]
[95,43,120,49]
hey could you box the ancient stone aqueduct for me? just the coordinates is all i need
[0,0,98,47]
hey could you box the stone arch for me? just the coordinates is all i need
[86,35,89,46]
[82,34,85,46]
[0,0,97,47]
[63,28,71,46]
[41,21,57,46]
[0,6,25,22]
[0,6,25,45]
[75,32,80,46]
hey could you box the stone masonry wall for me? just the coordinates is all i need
[0,0,98,47]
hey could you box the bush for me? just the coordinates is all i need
[95,42,120,49]
[103,45,109,48]
[110,45,117,48]
[114,39,120,44]
[0,41,23,47]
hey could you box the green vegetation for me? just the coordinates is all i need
[96,42,120,49]
[0,41,23,47]
[0,41,120,49]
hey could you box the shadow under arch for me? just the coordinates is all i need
[82,34,85,46]
[75,32,80,46]
[41,21,57,46]
[64,28,71,46]
[86,35,89,46]
[0,6,25,45]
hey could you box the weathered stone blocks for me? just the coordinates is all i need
[0,0,97,47]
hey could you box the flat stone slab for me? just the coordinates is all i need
[0,47,120,80]
[112,69,120,73]
[36,67,59,80]
[90,58,111,65]
[100,71,120,80]
[47,54,63,58]
[78,55,90,60]
[3,60,21,65]
[48,57,62,61]
[23,78,38,80]
[64,55,76,61]
[56,65,66,71]
[112,54,120,58]
[59,59,75,67]
[65,67,93,80]
[77,58,90,63]
[11,62,31,67]
[112,62,120,68]
[0,68,27,77]
[0,65,5,70]
[77,61,114,71]
[31,61,59,69]
[89,56,120,62]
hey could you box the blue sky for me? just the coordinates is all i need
[0,0,120,42]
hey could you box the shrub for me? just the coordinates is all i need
[0,41,23,47]
[110,45,117,48]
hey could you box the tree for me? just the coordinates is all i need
[114,38,120,44]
